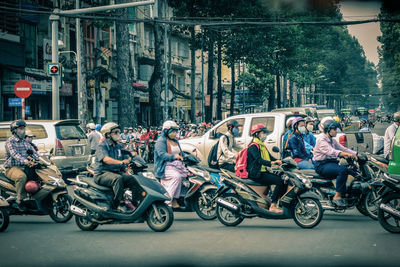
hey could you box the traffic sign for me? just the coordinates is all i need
[14,80,32,99]
[47,63,61,76]
[8,98,22,107]
[25,106,31,115]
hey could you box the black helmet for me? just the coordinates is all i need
[10,120,26,134]
[324,121,340,133]
[227,120,241,128]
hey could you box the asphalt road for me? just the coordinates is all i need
[0,210,399,266]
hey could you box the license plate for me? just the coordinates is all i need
[74,146,83,155]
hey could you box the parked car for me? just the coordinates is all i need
[0,120,90,176]
[272,107,318,119]
[179,112,375,164]
[316,109,336,119]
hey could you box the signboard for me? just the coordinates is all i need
[43,39,52,61]
[14,80,32,98]
[8,98,22,107]
[25,106,31,115]
[47,63,61,76]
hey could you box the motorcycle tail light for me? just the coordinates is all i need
[55,139,65,156]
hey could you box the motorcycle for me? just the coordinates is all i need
[138,140,149,163]
[377,173,400,233]
[0,196,10,232]
[68,155,174,232]
[175,153,219,220]
[0,151,73,223]
[297,154,376,217]
[147,139,155,163]
[214,157,324,229]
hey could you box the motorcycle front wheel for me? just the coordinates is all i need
[292,197,323,229]
[216,193,244,227]
[49,194,73,223]
[146,203,174,232]
[193,188,217,220]
[0,208,10,232]
[378,193,400,234]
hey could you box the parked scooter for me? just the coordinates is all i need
[0,196,10,232]
[214,157,324,229]
[377,173,400,233]
[68,155,174,232]
[0,151,73,223]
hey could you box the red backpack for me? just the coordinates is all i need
[235,143,259,178]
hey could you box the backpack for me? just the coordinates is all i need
[208,135,229,169]
[235,143,259,178]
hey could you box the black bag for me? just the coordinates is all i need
[208,135,229,169]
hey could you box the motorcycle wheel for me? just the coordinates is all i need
[75,203,99,231]
[193,189,217,220]
[0,208,10,232]
[292,197,323,229]
[363,189,382,220]
[49,194,73,223]
[378,193,400,234]
[216,193,244,227]
[146,203,174,232]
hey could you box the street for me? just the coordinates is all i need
[0,210,398,266]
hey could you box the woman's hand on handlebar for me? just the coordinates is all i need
[175,154,183,161]
[272,160,282,166]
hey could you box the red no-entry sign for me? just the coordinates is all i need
[14,80,32,99]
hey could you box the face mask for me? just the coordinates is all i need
[259,133,267,141]
[298,126,306,134]
[111,133,121,142]
[168,131,177,140]
[307,125,314,132]
[232,128,239,136]
[16,129,25,139]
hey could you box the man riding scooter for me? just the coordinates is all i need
[93,122,137,213]
[4,120,39,211]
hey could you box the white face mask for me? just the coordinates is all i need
[298,126,306,134]
[259,133,267,141]
[307,125,314,132]
[16,128,25,139]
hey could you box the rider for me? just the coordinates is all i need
[384,112,400,159]
[93,122,137,212]
[87,123,101,155]
[25,130,38,152]
[247,124,285,213]
[282,117,295,157]
[288,117,314,169]
[358,119,371,133]
[4,120,39,210]
[217,120,242,172]
[121,127,130,142]
[303,117,316,155]
[313,121,358,207]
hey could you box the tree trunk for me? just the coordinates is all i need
[296,83,301,106]
[94,77,101,124]
[276,73,281,108]
[206,32,214,123]
[216,34,222,120]
[77,22,88,126]
[116,0,136,128]
[230,61,235,116]
[282,75,287,107]
[268,81,275,111]
[289,79,293,107]
[190,26,196,123]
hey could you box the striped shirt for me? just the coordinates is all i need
[4,135,39,168]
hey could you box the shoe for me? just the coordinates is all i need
[332,199,347,207]
[269,206,283,213]
[115,205,130,214]
[13,202,27,212]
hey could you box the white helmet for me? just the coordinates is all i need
[319,116,334,132]
[86,123,96,130]
[162,120,179,131]
[286,117,295,128]
[100,122,120,137]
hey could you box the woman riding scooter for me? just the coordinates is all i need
[246,124,287,213]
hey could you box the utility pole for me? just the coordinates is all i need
[201,29,205,122]
[163,0,168,121]
[50,12,60,120]
[76,0,83,124]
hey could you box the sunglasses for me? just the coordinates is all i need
[111,130,121,134]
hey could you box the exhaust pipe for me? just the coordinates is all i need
[70,205,87,217]
[380,203,400,218]
[216,197,239,213]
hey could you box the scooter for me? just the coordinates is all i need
[377,173,400,233]
[68,155,174,232]
[0,196,10,232]
[0,151,73,223]
[214,157,324,229]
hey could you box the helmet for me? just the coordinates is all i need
[86,123,96,130]
[286,117,295,128]
[393,112,400,122]
[227,120,241,128]
[324,121,340,133]
[25,130,35,138]
[333,116,341,123]
[25,181,40,194]
[319,116,334,132]
[291,117,305,129]
[100,122,120,137]
[10,120,26,134]
[251,124,269,135]
[305,117,314,123]
[162,120,179,131]
[95,124,102,131]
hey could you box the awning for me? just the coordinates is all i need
[133,83,147,89]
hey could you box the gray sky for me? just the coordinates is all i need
[339,1,382,65]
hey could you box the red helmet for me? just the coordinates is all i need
[25,181,40,194]
[251,124,268,135]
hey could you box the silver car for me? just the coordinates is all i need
[0,120,90,174]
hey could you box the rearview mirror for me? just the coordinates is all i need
[272,146,280,153]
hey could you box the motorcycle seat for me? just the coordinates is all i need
[296,169,325,179]
[0,174,15,185]
[222,169,264,186]
[81,177,112,191]
[372,155,389,165]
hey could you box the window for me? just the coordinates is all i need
[21,23,37,68]
[215,119,245,138]
[84,23,95,70]
[55,125,87,140]
[0,127,11,141]
[250,117,275,136]
[26,125,48,139]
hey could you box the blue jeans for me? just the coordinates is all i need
[314,162,350,194]
[297,160,315,170]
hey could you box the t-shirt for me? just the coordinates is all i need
[93,139,128,174]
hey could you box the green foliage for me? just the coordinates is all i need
[237,64,274,103]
